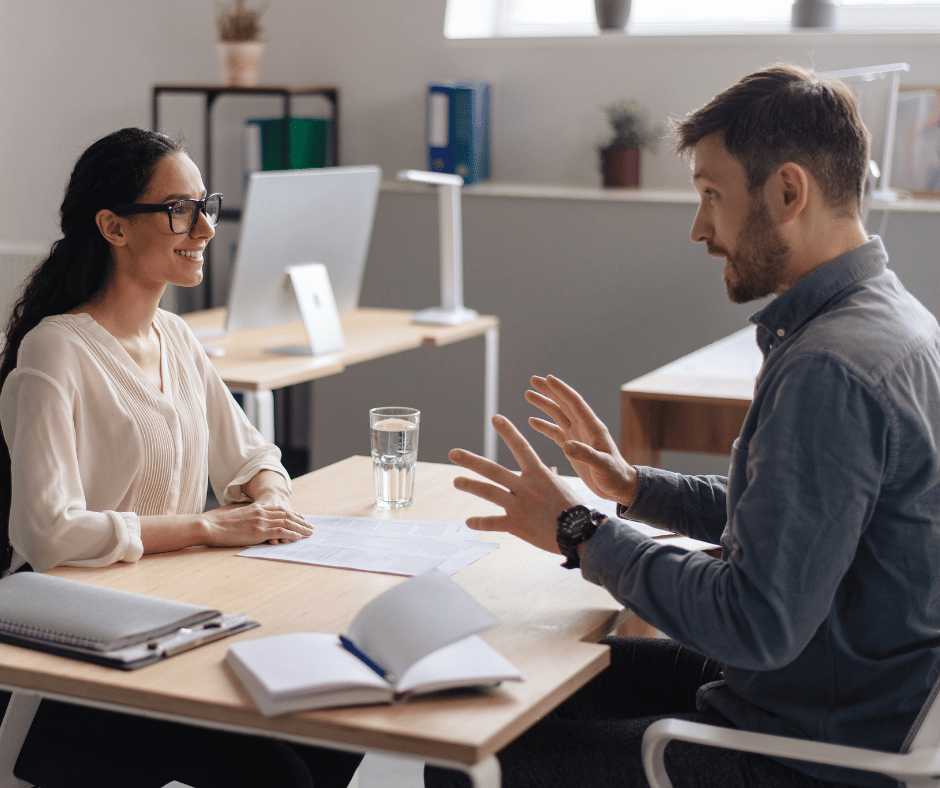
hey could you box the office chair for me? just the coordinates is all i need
[642,677,940,788]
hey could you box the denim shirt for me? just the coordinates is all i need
[581,238,940,786]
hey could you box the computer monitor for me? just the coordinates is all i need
[224,165,381,333]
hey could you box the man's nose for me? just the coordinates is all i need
[690,207,711,244]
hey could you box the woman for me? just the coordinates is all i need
[0,128,361,788]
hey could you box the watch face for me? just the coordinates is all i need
[558,506,594,544]
[557,506,604,570]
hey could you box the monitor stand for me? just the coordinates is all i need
[265,264,345,357]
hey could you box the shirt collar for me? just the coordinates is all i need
[749,236,888,358]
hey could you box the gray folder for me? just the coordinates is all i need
[0,572,257,669]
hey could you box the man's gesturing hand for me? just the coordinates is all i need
[526,375,638,507]
[448,414,582,554]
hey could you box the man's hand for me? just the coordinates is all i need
[449,414,583,554]
[526,375,638,507]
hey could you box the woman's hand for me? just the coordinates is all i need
[229,468,305,543]
[526,375,638,507]
[140,493,312,553]
[201,502,313,547]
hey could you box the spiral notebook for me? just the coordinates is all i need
[0,572,258,670]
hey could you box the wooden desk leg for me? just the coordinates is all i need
[484,327,500,462]
[617,612,665,639]
[0,691,39,788]
[236,389,276,444]
[620,393,663,468]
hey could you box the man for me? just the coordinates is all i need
[426,64,940,788]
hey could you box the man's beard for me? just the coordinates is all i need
[708,199,790,304]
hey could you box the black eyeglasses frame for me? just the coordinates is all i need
[110,193,223,235]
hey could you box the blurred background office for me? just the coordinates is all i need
[2,0,939,479]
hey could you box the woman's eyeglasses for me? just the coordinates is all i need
[110,193,223,235]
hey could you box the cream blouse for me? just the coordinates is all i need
[0,309,289,573]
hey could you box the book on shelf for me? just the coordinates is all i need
[243,117,331,191]
[427,82,490,185]
[225,569,521,715]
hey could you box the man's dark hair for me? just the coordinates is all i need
[674,64,871,215]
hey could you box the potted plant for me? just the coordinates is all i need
[595,0,632,31]
[599,100,660,188]
[216,0,270,87]
[791,0,838,28]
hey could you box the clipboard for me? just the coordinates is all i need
[0,573,259,670]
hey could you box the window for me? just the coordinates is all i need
[444,0,940,38]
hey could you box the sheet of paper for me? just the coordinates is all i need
[238,515,498,577]
[298,515,480,540]
[562,477,673,538]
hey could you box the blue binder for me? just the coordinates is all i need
[427,82,490,185]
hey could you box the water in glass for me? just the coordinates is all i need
[371,417,418,508]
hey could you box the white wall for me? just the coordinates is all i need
[7,1,940,240]
[3,1,939,474]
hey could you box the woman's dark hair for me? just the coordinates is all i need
[0,127,184,572]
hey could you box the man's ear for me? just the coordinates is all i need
[766,162,810,223]
[95,209,129,248]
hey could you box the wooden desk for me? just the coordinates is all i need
[183,307,501,461]
[0,457,628,787]
[620,328,762,466]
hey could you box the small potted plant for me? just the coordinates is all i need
[216,0,270,87]
[599,100,661,188]
[595,0,633,31]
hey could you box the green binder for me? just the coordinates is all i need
[246,117,330,171]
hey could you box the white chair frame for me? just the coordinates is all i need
[642,679,940,788]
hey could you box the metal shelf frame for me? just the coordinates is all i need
[152,84,340,307]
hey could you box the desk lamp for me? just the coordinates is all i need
[819,62,909,203]
[396,169,479,325]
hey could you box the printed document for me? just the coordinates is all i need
[238,515,499,576]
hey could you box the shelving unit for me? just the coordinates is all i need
[152,84,340,307]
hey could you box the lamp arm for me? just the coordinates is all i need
[395,169,478,325]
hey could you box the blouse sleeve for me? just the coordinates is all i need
[0,368,143,572]
[195,341,291,505]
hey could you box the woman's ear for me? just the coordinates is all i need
[95,209,129,248]
[766,162,810,224]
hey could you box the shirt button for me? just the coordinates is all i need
[776,329,786,337]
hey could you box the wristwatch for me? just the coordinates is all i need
[556,505,607,569]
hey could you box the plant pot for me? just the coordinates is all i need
[595,0,632,31]
[791,0,838,28]
[217,41,265,87]
[601,147,640,188]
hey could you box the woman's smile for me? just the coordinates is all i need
[175,248,204,260]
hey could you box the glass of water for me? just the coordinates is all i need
[370,407,420,508]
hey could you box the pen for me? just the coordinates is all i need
[339,635,388,680]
